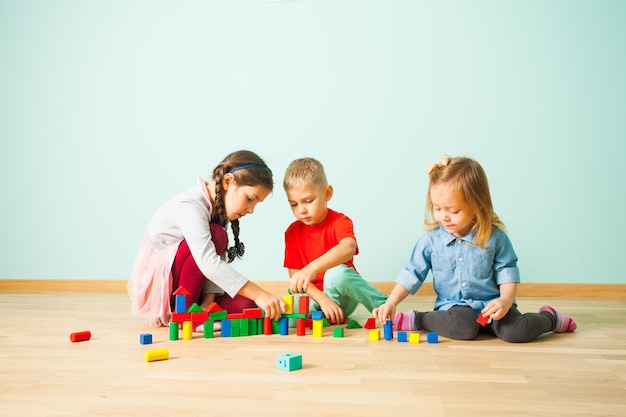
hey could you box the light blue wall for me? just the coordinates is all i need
[1,1,624,284]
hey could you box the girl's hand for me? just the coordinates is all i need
[318,298,345,325]
[254,291,286,321]
[373,302,397,325]
[481,297,513,321]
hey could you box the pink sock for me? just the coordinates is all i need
[393,311,417,331]
[539,306,577,332]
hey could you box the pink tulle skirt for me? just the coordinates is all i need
[127,237,179,327]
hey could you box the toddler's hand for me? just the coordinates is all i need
[482,297,513,321]
[373,302,397,325]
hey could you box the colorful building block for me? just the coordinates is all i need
[169,322,179,340]
[145,348,169,362]
[409,333,420,344]
[476,313,490,326]
[427,332,439,343]
[283,295,294,314]
[346,319,362,329]
[69,330,91,342]
[203,320,214,338]
[312,319,323,337]
[298,295,309,314]
[334,327,344,338]
[383,320,393,340]
[139,333,153,345]
[369,329,380,341]
[279,317,289,335]
[243,308,263,318]
[397,331,408,342]
[183,321,193,340]
[296,318,306,336]
[311,311,324,320]
[364,317,376,329]
[277,353,302,371]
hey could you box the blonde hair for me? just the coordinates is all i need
[424,155,504,248]
[283,157,328,191]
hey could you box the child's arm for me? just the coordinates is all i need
[238,281,286,321]
[289,237,356,294]
[481,282,517,321]
[296,280,345,324]
[372,283,410,325]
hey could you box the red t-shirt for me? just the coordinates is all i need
[283,208,359,291]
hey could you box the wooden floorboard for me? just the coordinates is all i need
[0,292,624,417]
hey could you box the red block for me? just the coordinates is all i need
[70,330,91,342]
[205,302,223,313]
[171,312,191,323]
[364,317,377,329]
[243,308,263,318]
[263,317,273,335]
[191,311,209,323]
[298,295,310,315]
[296,318,306,336]
[476,313,489,326]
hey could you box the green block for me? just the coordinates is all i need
[187,303,204,313]
[334,327,344,338]
[210,311,227,320]
[241,318,250,336]
[346,320,362,329]
[203,320,214,338]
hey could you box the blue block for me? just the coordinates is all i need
[427,332,439,343]
[279,317,289,335]
[221,319,232,337]
[397,331,408,342]
[383,320,393,340]
[139,333,152,345]
[277,353,302,371]
[175,294,187,313]
[311,311,324,320]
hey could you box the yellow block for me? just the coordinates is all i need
[409,333,420,344]
[183,321,193,340]
[369,329,380,341]
[145,348,169,362]
[283,295,294,314]
[312,320,323,337]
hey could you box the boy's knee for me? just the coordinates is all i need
[323,265,356,288]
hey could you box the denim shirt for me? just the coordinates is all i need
[396,225,520,312]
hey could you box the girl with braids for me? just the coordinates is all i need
[128,150,285,327]
[373,154,577,343]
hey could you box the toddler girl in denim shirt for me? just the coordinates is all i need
[373,154,576,342]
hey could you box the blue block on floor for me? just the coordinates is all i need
[427,332,439,343]
[139,333,152,345]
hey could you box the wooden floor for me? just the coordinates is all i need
[1,293,625,417]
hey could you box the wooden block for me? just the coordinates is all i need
[277,353,302,371]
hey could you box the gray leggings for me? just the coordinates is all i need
[415,305,555,343]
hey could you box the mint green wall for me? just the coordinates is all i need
[1,1,624,284]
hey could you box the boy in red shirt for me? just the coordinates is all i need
[283,158,388,324]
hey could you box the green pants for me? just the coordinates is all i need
[296,264,388,317]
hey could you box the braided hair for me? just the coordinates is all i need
[211,150,273,263]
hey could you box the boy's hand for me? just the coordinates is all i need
[373,302,397,325]
[318,298,345,325]
[289,268,315,294]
